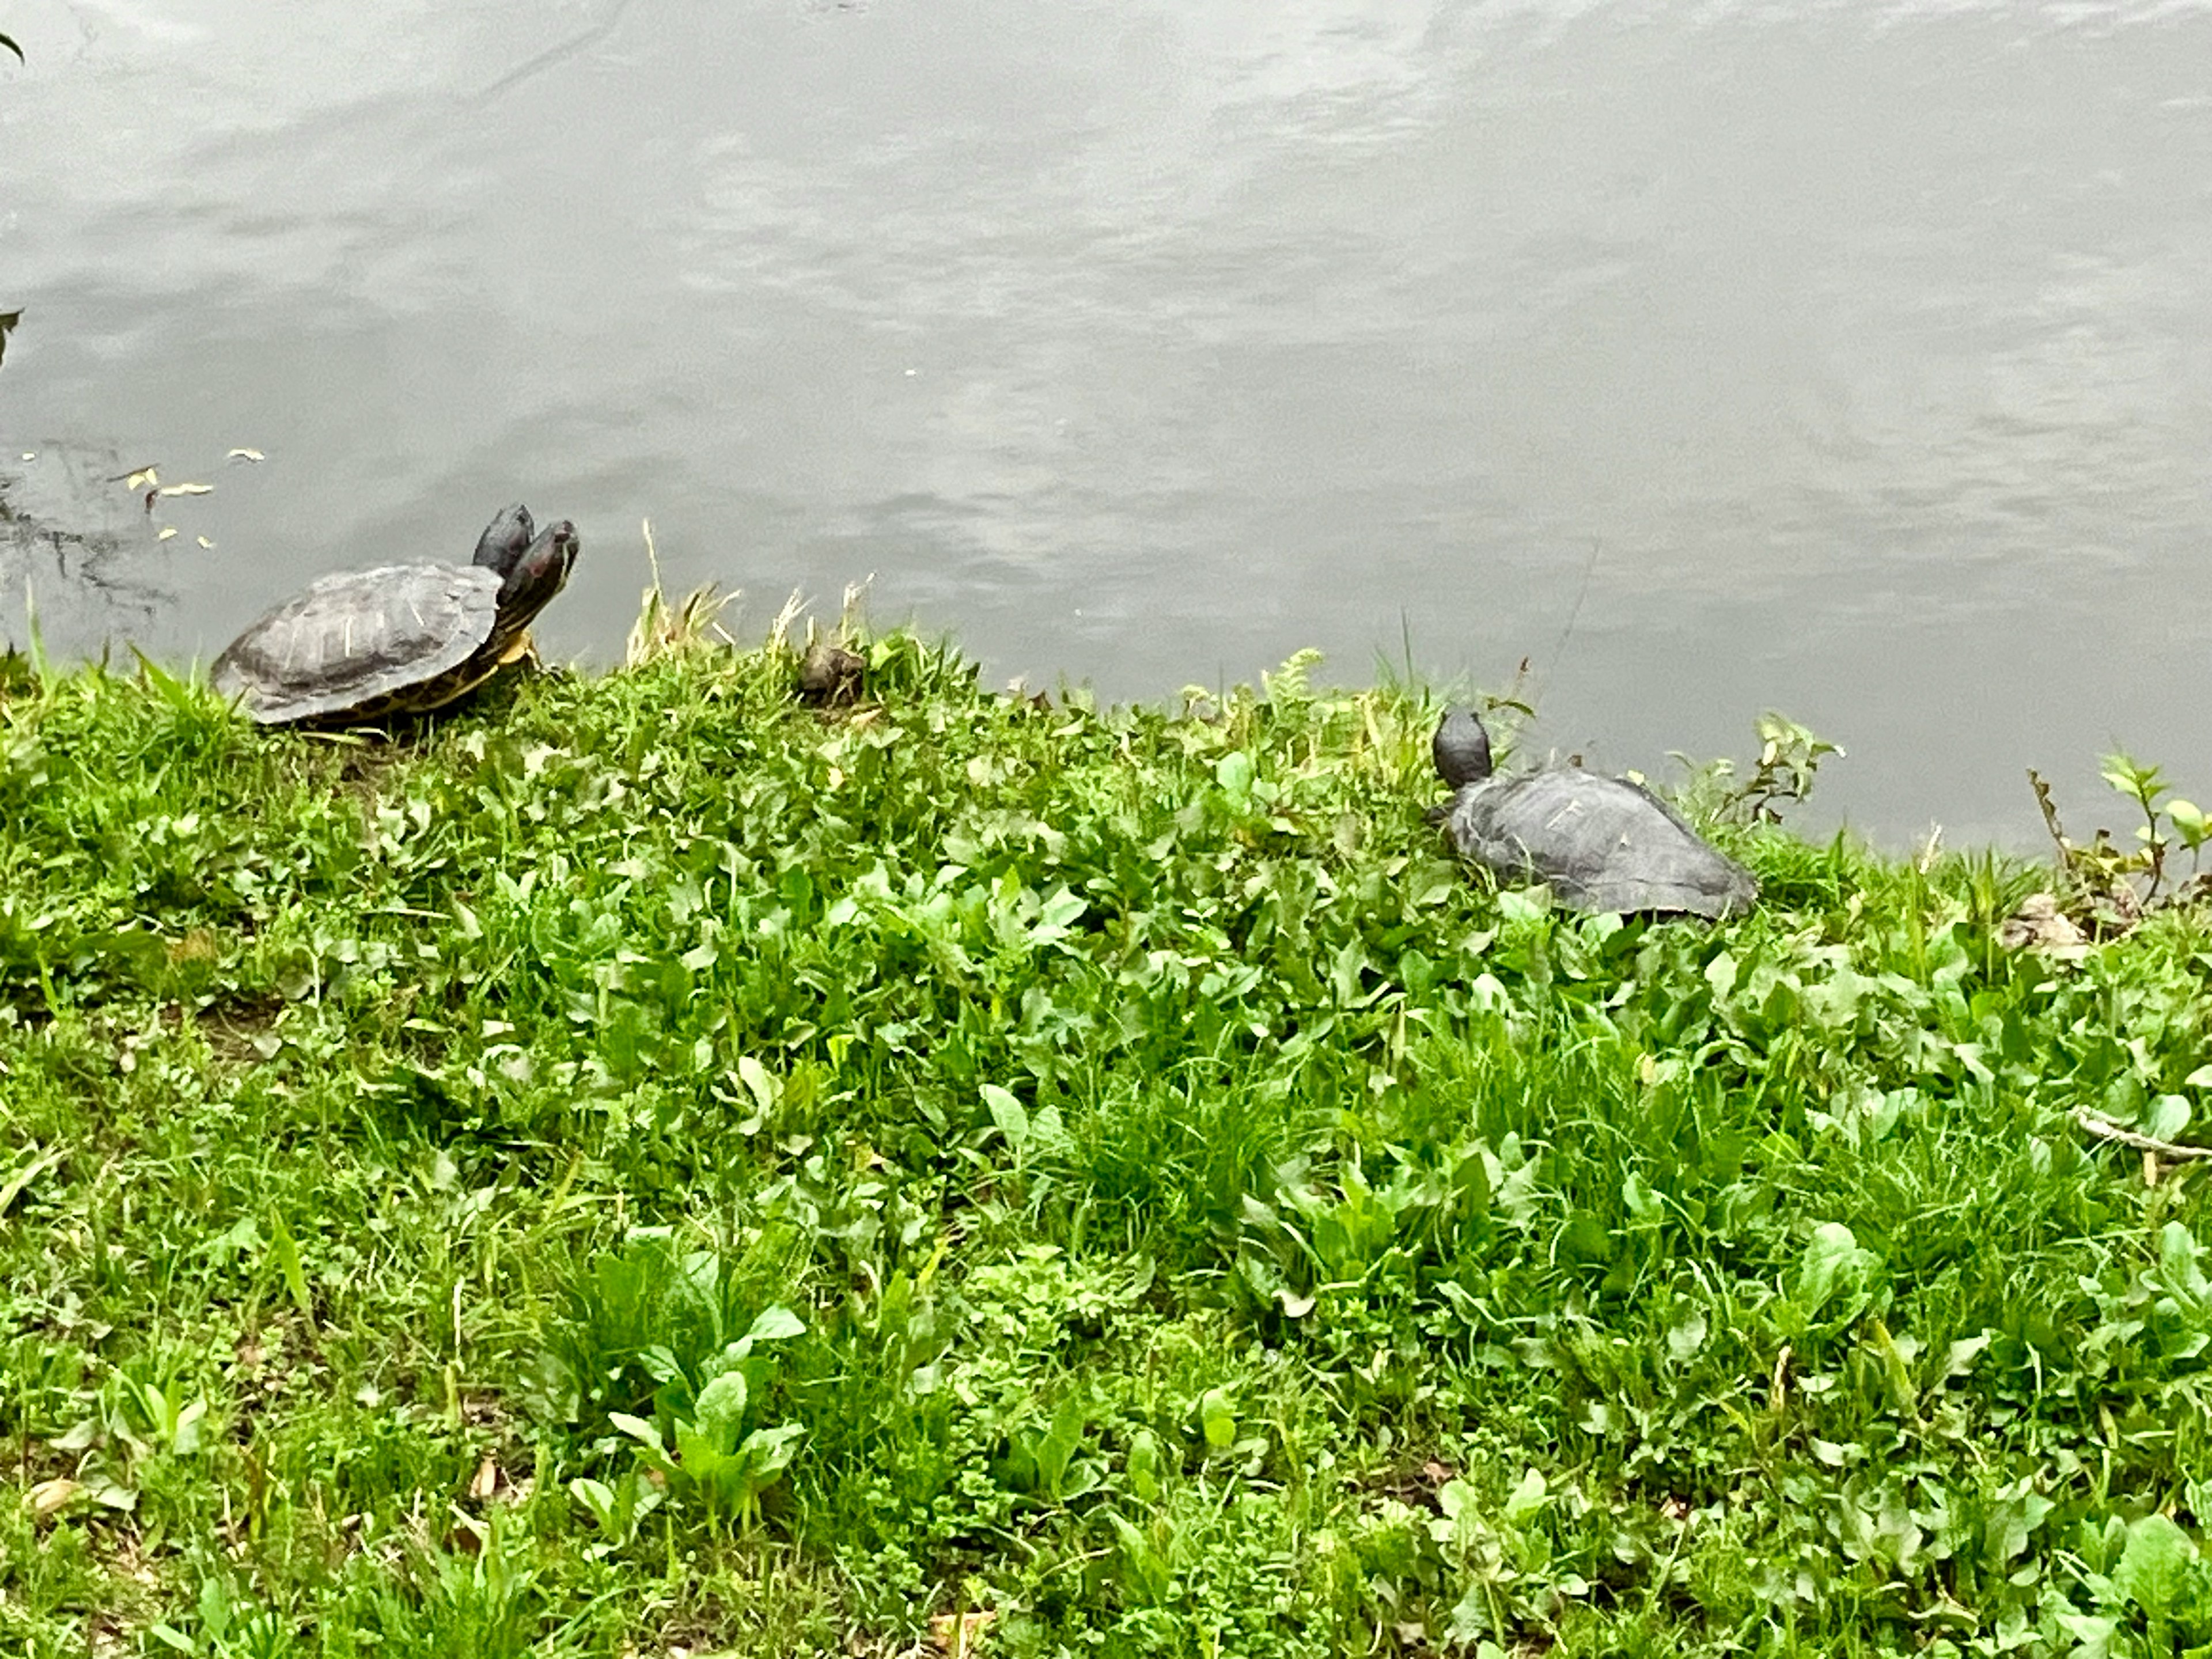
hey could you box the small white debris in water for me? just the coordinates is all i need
[197,536,214,549]
[158,482,214,497]
[225,448,264,463]
[157,527,178,541]
[904,368,916,376]
[18,452,32,461]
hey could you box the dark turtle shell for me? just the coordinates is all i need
[1431,708,1758,919]
[211,506,579,726]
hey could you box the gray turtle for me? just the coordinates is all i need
[211,503,580,726]
[1431,707,1756,919]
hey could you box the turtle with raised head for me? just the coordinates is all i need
[1431,707,1757,919]
[211,504,581,726]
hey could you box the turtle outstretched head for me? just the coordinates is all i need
[496,521,581,619]
[472,504,537,574]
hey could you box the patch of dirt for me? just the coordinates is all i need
[195,992,286,1063]
[1359,1456,1459,1514]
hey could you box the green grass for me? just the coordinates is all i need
[6,631,2212,1656]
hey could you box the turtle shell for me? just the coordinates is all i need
[211,563,509,726]
[1431,709,1756,919]
[1441,766,1758,919]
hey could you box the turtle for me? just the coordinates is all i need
[797,641,866,706]
[1431,707,1757,919]
[211,503,581,726]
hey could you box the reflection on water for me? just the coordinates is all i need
[0,443,175,652]
[2,0,2210,843]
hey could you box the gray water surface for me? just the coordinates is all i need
[5,0,2211,845]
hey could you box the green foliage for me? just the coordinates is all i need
[2031,751,2212,929]
[6,637,2212,1654]
[606,1301,806,1529]
[1695,710,1846,825]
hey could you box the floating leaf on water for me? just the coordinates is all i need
[158,482,214,497]
[225,448,265,463]
[126,467,160,491]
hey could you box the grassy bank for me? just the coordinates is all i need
[5,627,2212,1657]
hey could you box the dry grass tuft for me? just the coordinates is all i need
[626,517,740,667]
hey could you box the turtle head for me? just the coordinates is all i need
[495,520,581,623]
[1433,707,1494,787]
[472,503,537,573]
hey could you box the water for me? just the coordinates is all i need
[5,0,2211,846]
